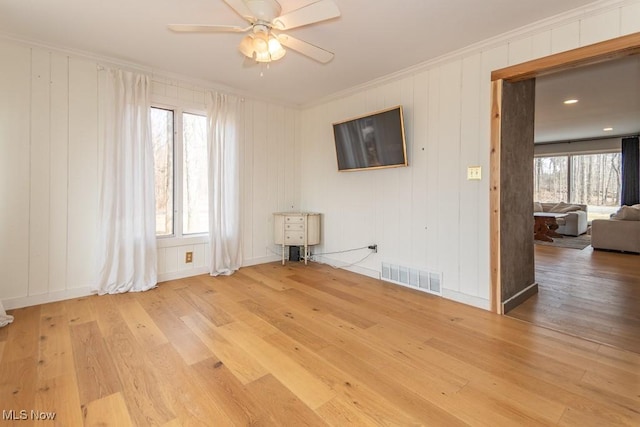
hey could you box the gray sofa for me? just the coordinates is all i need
[534,202,588,236]
[591,205,640,253]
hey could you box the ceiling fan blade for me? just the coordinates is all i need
[168,24,250,33]
[222,0,256,21]
[272,0,340,30]
[277,34,334,63]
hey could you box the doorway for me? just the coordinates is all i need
[489,32,640,313]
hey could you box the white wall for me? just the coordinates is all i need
[299,1,640,310]
[0,39,299,309]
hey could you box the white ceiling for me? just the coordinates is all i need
[1,0,598,107]
[535,56,640,143]
[3,0,636,143]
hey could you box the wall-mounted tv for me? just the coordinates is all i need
[332,105,407,172]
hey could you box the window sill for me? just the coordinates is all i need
[157,234,209,248]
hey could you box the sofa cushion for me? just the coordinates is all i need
[549,202,582,213]
[612,205,640,221]
[533,202,543,212]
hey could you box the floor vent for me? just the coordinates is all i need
[381,262,442,296]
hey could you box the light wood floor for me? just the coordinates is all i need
[508,245,640,355]
[1,262,639,426]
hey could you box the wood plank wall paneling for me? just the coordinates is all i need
[49,54,70,294]
[0,40,31,300]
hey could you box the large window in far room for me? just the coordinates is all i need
[534,151,622,221]
[533,155,568,203]
[151,107,208,238]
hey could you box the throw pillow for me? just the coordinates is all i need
[533,202,543,212]
[549,202,582,213]
[612,205,640,221]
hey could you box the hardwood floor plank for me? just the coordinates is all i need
[63,297,96,326]
[191,357,272,425]
[315,398,379,427]
[68,321,122,405]
[117,299,169,349]
[102,328,175,425]
[318,344,468,426]
[35,373,83,426]
[244,374,328,426]
[82,392,133,427]
[216,318,337,410]
[38,313,75,380]
[2,305,40,363]
[0,357,38,418]
[264,332,423,426]
[136,296,213,366]
[145,345,236,426]
[180,312,268,384]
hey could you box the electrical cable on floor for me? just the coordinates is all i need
[269,244,375,267]
[310,248,375,269]
[310,245,370,256]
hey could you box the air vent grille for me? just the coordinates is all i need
[381,262,442,296]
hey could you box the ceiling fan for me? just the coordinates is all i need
[168,0,341,64]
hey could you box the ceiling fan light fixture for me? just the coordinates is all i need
[268,35,286,60]
[255,50,272,63]
[239,34,255,57]
[252,31,269,54]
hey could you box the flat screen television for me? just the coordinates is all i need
[332,106,407,172]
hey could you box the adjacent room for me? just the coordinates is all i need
[1,0,639,425]
[506,56,640,354]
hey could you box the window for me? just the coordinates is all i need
[151,107,208,237]
[151,108,174,236]
[533,156,568,203]
[182,113,208,235]
[534,151,621,221]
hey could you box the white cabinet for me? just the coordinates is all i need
[273,212,320,265]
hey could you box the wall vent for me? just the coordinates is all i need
[381,262,442,296]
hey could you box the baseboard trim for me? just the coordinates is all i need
[502,282,539,314]
[442,289,491,311]
[3,287,94,311]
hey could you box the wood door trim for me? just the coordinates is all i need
[490,80,503,314]
[492,32,640,82]
[488,32,640,314]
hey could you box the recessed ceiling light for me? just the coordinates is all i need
[563,99,578,105]
[603,127,613,132]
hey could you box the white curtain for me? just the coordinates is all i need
[0,300,13,327]
[96,69,157,294]
[207,92,243,275]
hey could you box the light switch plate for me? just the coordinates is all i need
[467,166,482,180]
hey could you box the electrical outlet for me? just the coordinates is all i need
[185,251,193,263]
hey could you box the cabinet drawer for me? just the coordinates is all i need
[285,215,304,223]
[284,231,305,244]
[284,223,304,231]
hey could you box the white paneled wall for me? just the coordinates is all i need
[0,42,99,308]
[300,1,640,309]
[0,40,299,308]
